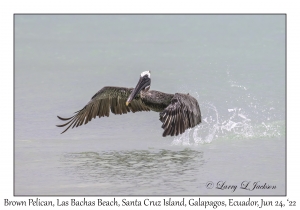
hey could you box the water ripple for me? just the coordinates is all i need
[60,149,204,195]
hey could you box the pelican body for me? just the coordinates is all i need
[57,71,201,137]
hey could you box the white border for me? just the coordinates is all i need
[1,0,299,209]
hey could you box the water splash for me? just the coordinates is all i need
[228,80,248,90]
[172,101,283,146]
[174,73,284,146]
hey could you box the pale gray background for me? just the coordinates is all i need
[15,15,285,195]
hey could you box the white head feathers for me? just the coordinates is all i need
[140,71,151,78]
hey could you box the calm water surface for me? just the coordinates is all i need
[15,15,285,195]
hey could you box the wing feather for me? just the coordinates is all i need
[159,93,201,137]
[57,86,150,134]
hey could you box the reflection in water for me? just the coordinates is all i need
[61,149,204,195]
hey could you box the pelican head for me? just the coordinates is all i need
[126,71,151,106]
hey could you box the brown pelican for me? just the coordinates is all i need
[57,71,201,137]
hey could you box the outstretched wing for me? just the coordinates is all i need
[57,86,150,133]
[159,93,201,137]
